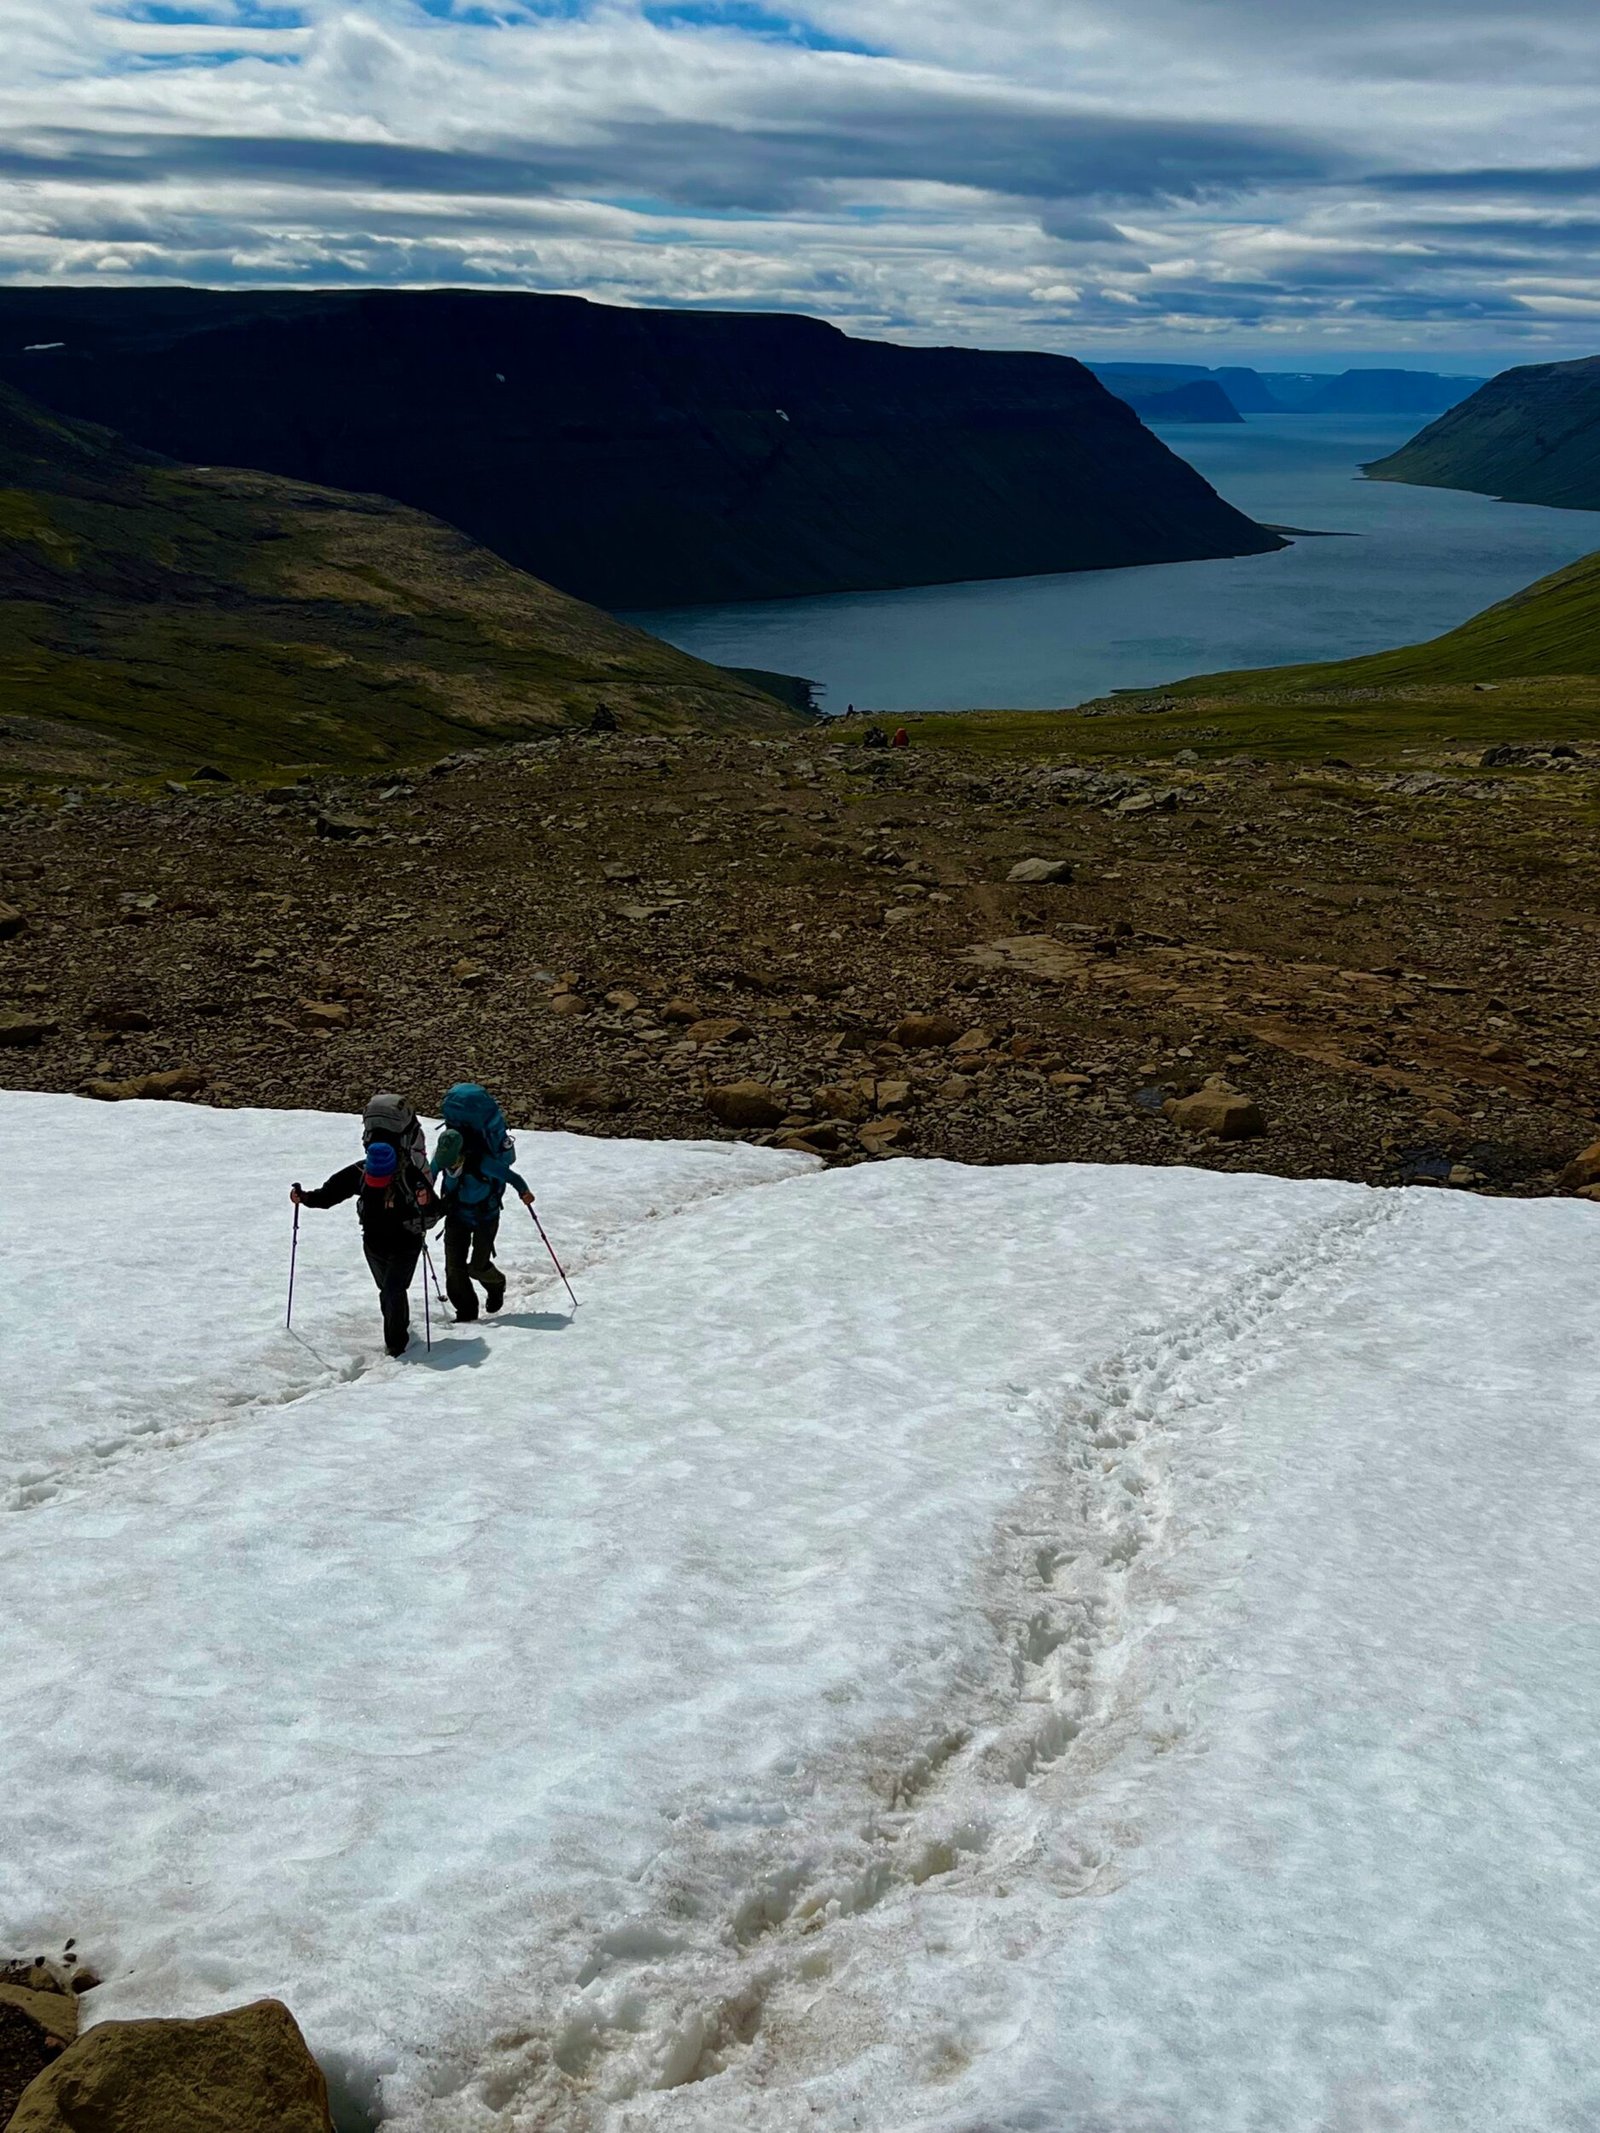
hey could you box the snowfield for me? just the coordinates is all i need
[4,1091,1600,2132]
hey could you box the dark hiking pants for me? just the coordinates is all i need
[444,1213,504,1321]
[363,1235,422,1355]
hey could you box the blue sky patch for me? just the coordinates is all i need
[641,2,880,55]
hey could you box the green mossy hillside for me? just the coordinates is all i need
[0,382,795,782]
[1366,355,1600,512]
[891,547,1600,765]
[1179,546,1600,695]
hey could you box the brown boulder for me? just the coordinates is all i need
[0,1987,77,2047]
[858,1117,908,1153]
[1006,857,1074,885]
[297,1001,350,1029]
[684,1016,750,1046]
[774,1124,841,1155]
[1560,1139,1600,1191]
[0,1966,72,1999]
[0,1014,58,1049]
[10,1999,332,2133]
[82,1068,206,1103]
[705,1081,786,1130]
[813,1083,869,1124]
[541,1079,628,1115]
[88,1005,152,1034]
[892,1013,961,1049]
[1,1985,78,2126]
[1164,1078,1265,1141]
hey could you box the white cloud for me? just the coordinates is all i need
[0,0,1596,358]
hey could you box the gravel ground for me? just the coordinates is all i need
[2,725,1597,1193]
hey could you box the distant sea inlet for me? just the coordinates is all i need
[629,414,1600,715]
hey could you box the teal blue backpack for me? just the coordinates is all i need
[440,1083,515,1223]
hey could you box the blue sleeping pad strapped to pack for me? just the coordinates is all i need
[440,1083,516,1226]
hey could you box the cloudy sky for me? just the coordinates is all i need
[5,0,1599,363]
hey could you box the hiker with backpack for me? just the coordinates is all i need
[290,1093,440,1357]
[431,1083,533,1322]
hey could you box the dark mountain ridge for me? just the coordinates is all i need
[1303,368,1484,417]
[1366,355,1600,512]
[1088,370,1243,423]
[0,287,1282,609]
[1087,362,1483,419]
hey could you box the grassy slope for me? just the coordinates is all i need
[0,385,796,781]
[1364,356,1600,512]
[891,547,1600,763]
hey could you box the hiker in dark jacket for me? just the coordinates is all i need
[291,1136,440,1357]
[431,1087,533,1321]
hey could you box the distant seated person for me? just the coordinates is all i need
[862,723,889,749]
[891,725,910,748]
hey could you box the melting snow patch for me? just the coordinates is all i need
[3,1094,1598,2132]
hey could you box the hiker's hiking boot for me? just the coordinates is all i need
[485,1281,506,1315]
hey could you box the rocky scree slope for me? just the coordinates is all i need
[1367,355,1600,510]
[0,287,1284,609]
[0,382,795,780]
[4,720,1599,1195]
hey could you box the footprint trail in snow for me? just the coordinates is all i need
[3,1095,1597,2133]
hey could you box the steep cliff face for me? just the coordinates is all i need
[1214,368,1287,414]
[1304,368,1482,417]
[1090,370,1243,422]
[1366,356,1600,510]
[0,289,1282,609]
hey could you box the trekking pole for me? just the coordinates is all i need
[422,1250,432,1353]
[423,1240,448,1313]
[529,1204,578,1309]
[286,1197,301,1330]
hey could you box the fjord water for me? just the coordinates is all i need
[628,414,1600,712]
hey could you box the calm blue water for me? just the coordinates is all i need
[627,415,1600,712]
